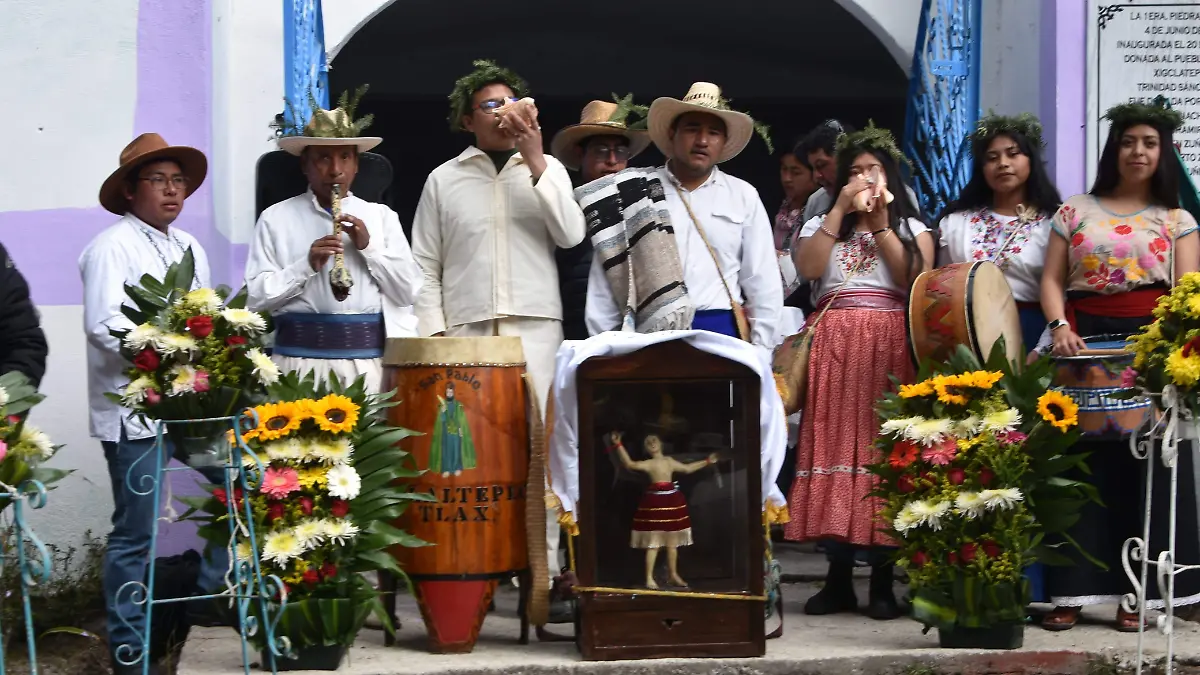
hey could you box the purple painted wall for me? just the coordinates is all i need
[1040,0,1087,198]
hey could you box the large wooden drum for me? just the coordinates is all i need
[909,261,1024,366]
[384,336,529,653]
[1052,334,1152,436]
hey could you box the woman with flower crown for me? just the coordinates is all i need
[785,124,934,620]
[937,113,1063,354]
[1039,99,1200,631]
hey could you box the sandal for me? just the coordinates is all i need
[1115,607,1152,633]
[1041,606,1080,631]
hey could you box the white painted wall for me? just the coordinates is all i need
[832,0,922,72]
[979,0,1043,116]
[3,0,139,212]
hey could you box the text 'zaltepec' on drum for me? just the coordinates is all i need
[415,484,528,523]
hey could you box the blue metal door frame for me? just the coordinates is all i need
[283,0,330,131]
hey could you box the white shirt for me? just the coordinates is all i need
[585,165,783,348]
[245,190,423,337]
[79,214,211,442]
[411,147,586,335]
[938,208,1051,303]
[798,215,930,300]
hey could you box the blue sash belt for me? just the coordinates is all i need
[273,313,385,360]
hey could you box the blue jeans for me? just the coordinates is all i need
[102,429,229,658]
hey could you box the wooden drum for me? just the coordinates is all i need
[1052,334,1152,436]
[909,261,1024,366]
[384,336,529,653]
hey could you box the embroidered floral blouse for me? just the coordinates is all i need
[775,200,804,252]
[797,215,930,300]
[1051,194,1198,294]
[938,208,1052,303]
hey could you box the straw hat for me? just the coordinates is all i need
[278,108,383,156]
[550,100,651,171]
[647,82,755,164]
[98,133,207,215]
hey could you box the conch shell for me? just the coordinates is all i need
[853,166,895,213]
[495,97,539,130]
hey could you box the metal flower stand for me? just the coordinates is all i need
[0,479,52,674]
[1123,385,1200,675]
[112,413,290,675]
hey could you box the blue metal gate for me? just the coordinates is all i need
[283,0,330,131]
[903,0,982,219]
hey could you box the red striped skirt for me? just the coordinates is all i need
[631,482,693,549]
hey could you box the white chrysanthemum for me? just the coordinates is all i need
[954,415,984,437]
[326,464,361,500]
[120,376,156,407]
[265,438,305,462]
[167,365,199,396]
[261,530,303,567]
[983,408,1022,432]
[183,288,223,313]
[235,540,254,562]
[0,385,8,409]
[893,504,920,534]
[881,416,924,438]
[123,323,163,351]
[905,418,954,446]
[322,519,360,546]
[910,499,952,531]
[221,308,268,334]
[954,491,988,520]
[246,348,280,386]
[981,488,1024,511]
[293,519,327,551]
[154,333,199,358]
[309,438,353,465]
[15,425,54,461]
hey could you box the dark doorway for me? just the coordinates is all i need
[330,0,908,235]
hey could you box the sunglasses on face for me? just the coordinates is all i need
[587,145,632,160]
[477,98,508,113]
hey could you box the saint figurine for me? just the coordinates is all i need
[429,382,476,477]
[608,431,718,589]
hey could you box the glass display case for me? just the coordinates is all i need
[574,341,765,661]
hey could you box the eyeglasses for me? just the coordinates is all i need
[139,175,189,191]
[587,144,632,160]
[477,98,508,113]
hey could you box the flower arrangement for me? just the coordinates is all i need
[183,372,430,655]
[105,250,276,456]
[871,343,1098,634]
[1126,272,1200,408]
[0,372,68,511]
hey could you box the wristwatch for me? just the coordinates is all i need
[1047,319,1069,332]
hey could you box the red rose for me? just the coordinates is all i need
[212,488,228,506]
[911,551,929,567]
[320,563,337,580]
[979,468,995,487]
[302,569,320,586]
[133,349,160,372]
[299,497,314,516]
[960,542,979,564]
[947,552,959,566]
[145,388,162,406]
[330,500,350,518]
[897,475,916,494]
[266,502,286,523]
[186,315,214,339]
[947,468,965,485]
[981,540,1001,558]
[226,335,247,347]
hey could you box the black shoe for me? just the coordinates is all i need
[864,562,904,620]
[803,562,857,615]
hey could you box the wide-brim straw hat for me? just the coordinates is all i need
[277,108,382,156]
[98,133,208,215]
[647,82,754,164]
[551,100,651,171]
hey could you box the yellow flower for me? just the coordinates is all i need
[898,381,935,398]
[297,466,329,489]
[932,375,969,406]
[309,394,360,434]
[253,401,304,442]
[962,370,1003,389]
[1037,390,1079,432]
[1187,295,1200,319]
[1166,348,1200,387]
[1081,254,1101,271]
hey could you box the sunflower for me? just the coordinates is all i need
[1036,390,1079,432]
[898,381,935,398]
[961,370,1003,389]
[932,375,969,406]
[309,394,360,434]
[254,401,305,441]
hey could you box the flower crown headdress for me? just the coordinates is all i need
[1104,96,1184,136]
[835,121,910,170]
[972,111,1045,149]
[447,59,530,132]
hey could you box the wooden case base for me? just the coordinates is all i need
[578,593,765,661]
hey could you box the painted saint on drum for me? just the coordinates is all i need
[429,382,477,477]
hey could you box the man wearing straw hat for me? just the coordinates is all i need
[583,82,782,347]
[551,95,651,341]
[80,133,216,675]
[246,87,423,394]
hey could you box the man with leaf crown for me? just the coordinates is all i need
[246,86,423,395]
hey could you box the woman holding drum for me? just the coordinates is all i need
[785,125,933,620]
[1040,99,1200,630]
[937,113,1063,352]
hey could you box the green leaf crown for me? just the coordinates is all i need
[972,111,1046,149]
[1104,95,1185,135]
[836,121,910,170]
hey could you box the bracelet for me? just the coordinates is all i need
[818,224,839,239]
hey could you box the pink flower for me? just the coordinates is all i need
[1112,242,1133,259]
[193,370,211,394]
[1121,367,1138,388]
[996,430,1028,446]
[261,467,300,499]
[921,437,958,466]
[145,388,162,406]
[0,441,7,462]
